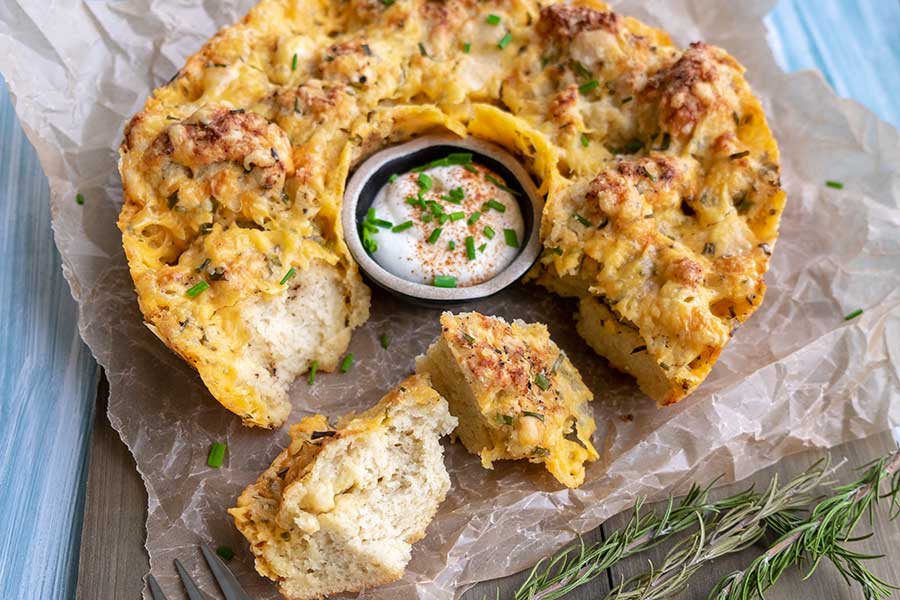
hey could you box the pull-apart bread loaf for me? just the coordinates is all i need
[417,312,597,488]
[229,374,456,600]
[119,0,784,425]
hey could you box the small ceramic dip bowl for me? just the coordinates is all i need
[342,134,544,307]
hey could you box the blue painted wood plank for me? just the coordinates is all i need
[0,1,897,599]
[0,74,99,600]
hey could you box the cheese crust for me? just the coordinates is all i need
[119,0,784,423]
[417,312,597,488]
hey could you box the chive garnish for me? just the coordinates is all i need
[478,243,487,253]
[380,333,389,349]
[523,409,545,420]
[339,353,354,373]
[532,446,550,457]
[729,150,750,160]
[279,267,296,285]
[216,546,235,561]
[498,32,512,50]
[421,212,433,222]
[574,214,592,227]
[497,414,514,426]
[467,211,482,225]
[463,42,471,54]
[448,187,465,203]
[372,218,393,228]
[388,173,399,183]
[291,53,298,71]
[392,220,414,232]
[483,226,496,240]
[462,332,475,343]
[580,133,590,147]
[448,241,456,250]
[463,164,478,173]
[826,180,844,189]
[485,199,506,212]
[412,153,473,172]
[465,236,476,260]
[207,442,226,468]
[433,275,457,288]
[427,228,443,244]
[844,308,863,321]
[449,211,465,221]
[417,173,432,192]
[570,60,592,79]
[504,229,519,247]
[308,360,318,384]
[186,281,209,298]
[533,372,550,390]
[623,139,644,154]
[76,193,85,205]
[485,173,521,196]
[578,80,599,95]
[486,14,501,25]
[418,42,428,57]
[439,214,449,224]
[381,0,395,5]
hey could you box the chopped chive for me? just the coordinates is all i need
[497,414,514,426]
[76,193,85,205]
[463,164,478,173]
[388,173,399,183]
[392,220,414,232]
[622,139,644,154]
[729,150,750,160]
[478,242,487,253]
[371,218,393,228]
[448,187,465,203]
[570,60,592,79]
[381,0,395,5]
[279,267,296,285]
[580,132,590,147]
[826,180,844,189]
[308,360,318,384]
[448,240,456,250]
[461,332,475,343]
[578,80,599,95]
[532,372,550,391]
[418,172,433,192]
[433,275,457,288]
[449,211,465,221]
[467,211,482,225]
[418,42,428,57]
[484,199,506,212]
[574,213,592,227]
[485,173,521,196]
[523,409,545,420]
[504,228,519,247]
[486,14,501,25]
[483,226,496,239]
[291,53,298,71]
[498,32,513,50]
[532,446,550,457]
[421,212,433,222]
[366,206,376,221]
[196,258,211,273]
[463,42,471,53]
[844,308,863,321]
[412,153,473,173]
[215,546,235,561]
[439,214,449,224]
[186,281,209,298]
[339,353,354,373]
[380,333,389,349]
[465,236,476,260]
[207,442,226,468]
[427,227,443,244]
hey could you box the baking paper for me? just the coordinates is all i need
[1,1,898,598]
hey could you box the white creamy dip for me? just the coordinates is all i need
[364,159,525,287]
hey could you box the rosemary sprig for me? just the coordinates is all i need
[603,463,825,600]
[515,462,825,600]
[710,451,900,600]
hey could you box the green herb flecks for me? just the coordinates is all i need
[844,308,863,321]
[279,267,296,285]
[483,226,496,240]
[574,213,592,227]
[522,410,545,420]
[484,199,507,212]
[580,132,590,147]
[207,442,226,468]
[380,333,389,349]
[467,211,482,225]
[308,360,318,385]
[388,173,399,183]
[532,373,550,391]
[216,546,235,561]
[826,180,844,189]
[496,414,514,426]
[291,53,298,71]
[186,281,209,298]
[465,236,476,260]
[418,172,433,192]
[485,173,521,196]
[339,353,354,373]
[578,80,599,95]
[504,228,519,248]
[498,32,513,50]
[76,193,85,206]
[463,42,472,54]
[433,275,457,288]
[427,227,443,244]
[412,153,473,173]
[392,220,414,232]
[486,14,501,25]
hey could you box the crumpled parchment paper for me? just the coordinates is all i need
[1,0,899,598]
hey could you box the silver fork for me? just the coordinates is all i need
[147,544,251,600]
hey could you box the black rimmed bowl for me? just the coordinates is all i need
[342,134,544,307]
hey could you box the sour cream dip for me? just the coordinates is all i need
[363,158,525,287]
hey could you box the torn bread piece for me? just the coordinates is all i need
[416,312,597,488]
[228,374,456,600]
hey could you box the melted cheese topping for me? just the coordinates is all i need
[119,0,785,417]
